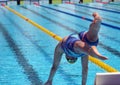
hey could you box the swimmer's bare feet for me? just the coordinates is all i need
[44,81,52,85]
[92,12,102,23]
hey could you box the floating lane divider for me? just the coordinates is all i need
[34,3,120,30]
[109,3,120,6]
[74,3,120,14]
[2,4,118,72]
[1,4,61,41]
[65,2,120,14]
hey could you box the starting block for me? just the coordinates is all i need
[94,72,120,85]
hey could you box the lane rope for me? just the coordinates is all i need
[2,4,118,72]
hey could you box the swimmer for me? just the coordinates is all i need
[44,12,108,85]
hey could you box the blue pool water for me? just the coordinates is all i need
[0,2,120,85]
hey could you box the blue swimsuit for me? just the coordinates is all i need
[61,31,99,58]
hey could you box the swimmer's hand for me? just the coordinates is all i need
[44,81,52,85]
[98,55,108,60]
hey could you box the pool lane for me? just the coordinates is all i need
[34,4,120,30]
[53,4,120,25]
[27,5,120,43]
[0,7,32,85]
[31,4,119,41]
[0,25,31,85]
[0,7,44,85]
[27,4,119,41]
[109,2,120,6]
[87,3,120,11]
[74,3,120,14]
[0,21,43,85]
[58,4,120,21]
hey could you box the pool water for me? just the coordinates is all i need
[0,2,120,85]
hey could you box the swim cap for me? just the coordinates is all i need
[66,56,78,64]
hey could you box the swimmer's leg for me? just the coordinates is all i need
[81,56,88,85]
[86,12,102,42]
[44,42,64,85]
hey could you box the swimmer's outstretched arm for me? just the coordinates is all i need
[44,42,64,85]
[88,46,108,60]
[74,41,108,60]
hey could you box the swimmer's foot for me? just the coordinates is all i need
[44,81,52,85]
[92,12,102,23]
